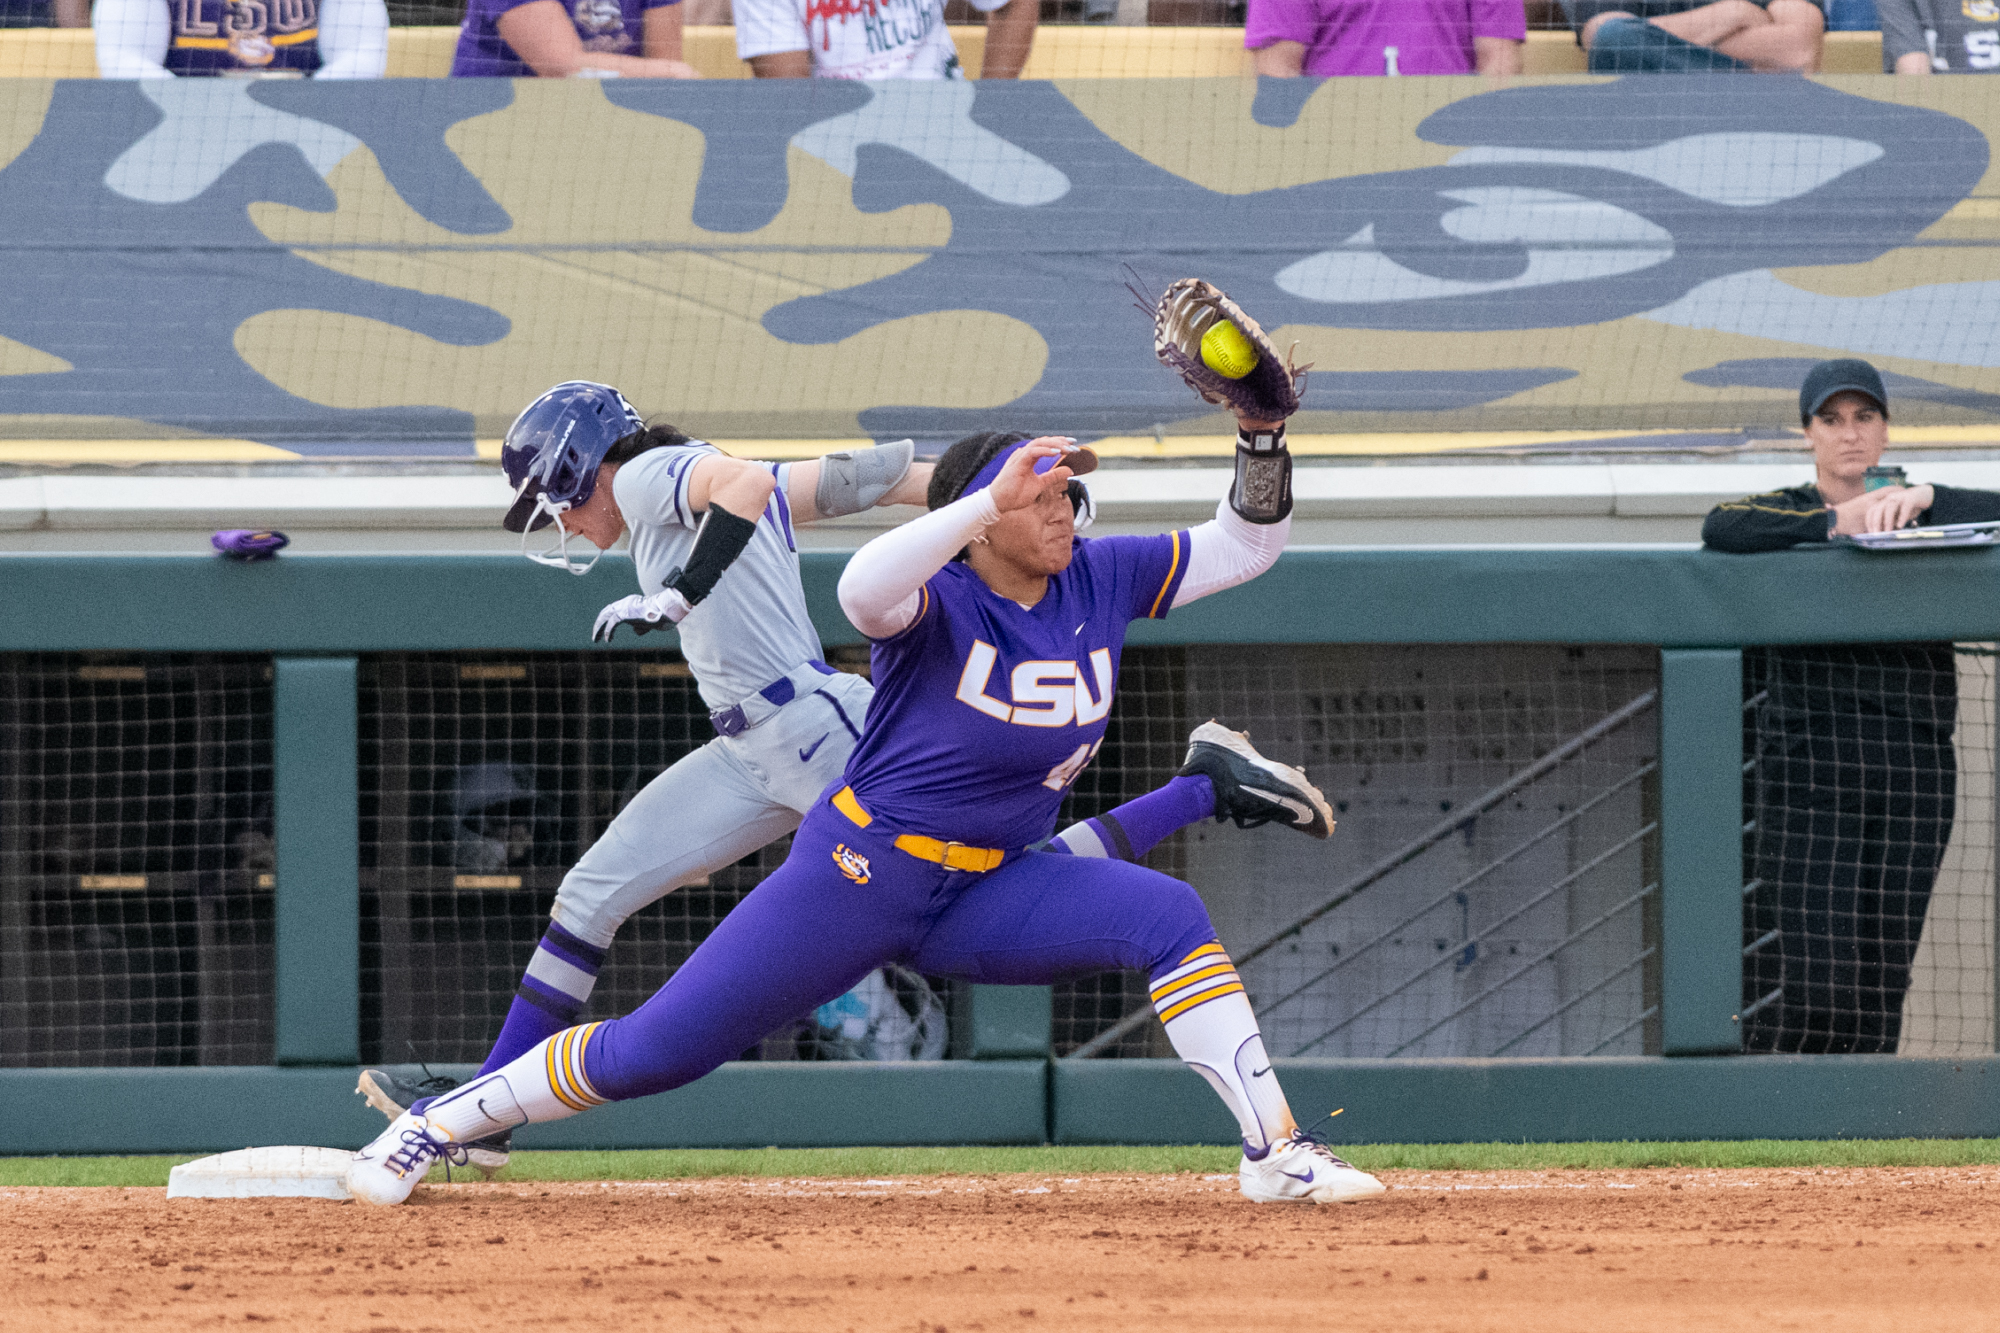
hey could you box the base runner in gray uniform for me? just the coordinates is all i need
[356,382,1336,1169]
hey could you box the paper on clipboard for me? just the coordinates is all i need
[1845,520,2000,550]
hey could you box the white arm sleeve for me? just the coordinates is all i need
[1170,500,1290,609]
[837,488,1001,639]
[93,0,173,77]
[315,0,390,78]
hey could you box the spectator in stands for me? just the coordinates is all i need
[735,0,1036,79]
[453,0,699,76]
[1563,0,1824,71]
[1,0,85,27]
[1880,0,1999,72]
[1704,359,2000,1055]
[1247,0,1526,75]
[94,0,388,75]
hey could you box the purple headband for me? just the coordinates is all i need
[966,439,1098,497]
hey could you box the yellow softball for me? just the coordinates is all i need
[1200,320,1259,380]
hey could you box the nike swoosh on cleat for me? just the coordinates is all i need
[1242,786,1313,823]
[799,733,831,763]
[1280,1168,1315,1183]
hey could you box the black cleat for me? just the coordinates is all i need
[357,1067,512,1177]
[1179,721,1335,840]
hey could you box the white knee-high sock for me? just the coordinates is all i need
[1151,943,1297,1155]
[420,1023,610,1143]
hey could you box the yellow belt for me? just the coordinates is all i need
[831,786,1006,874]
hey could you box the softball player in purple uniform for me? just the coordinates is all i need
[350,411,1381,1207]
[356,382,1333,1172]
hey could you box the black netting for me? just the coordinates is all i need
[0,654,273,1067]
[1742,643,1995,1058]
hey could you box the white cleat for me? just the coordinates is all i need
[345,1111,465,1207]
[1239,1132,1387,1205]
[356,1067,511,1177]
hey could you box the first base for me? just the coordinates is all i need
[167,1146,355,1200]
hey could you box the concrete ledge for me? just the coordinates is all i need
[27,459,2000,540]
[0,1062,1050,1155]
[1051,1056,2000,1145]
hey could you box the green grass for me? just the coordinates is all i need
[8,1139,2000,1188]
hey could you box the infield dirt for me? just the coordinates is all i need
[8,1166,1998,1332]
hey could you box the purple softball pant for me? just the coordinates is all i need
[581,793,1217,1101]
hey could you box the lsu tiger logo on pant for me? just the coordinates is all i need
[832,843,871,885]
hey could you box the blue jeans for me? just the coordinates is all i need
[1584,14,1755,70]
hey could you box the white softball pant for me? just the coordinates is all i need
[548,669,875,948]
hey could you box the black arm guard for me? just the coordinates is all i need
[663,503,759,607]
[1229,425,1292,524]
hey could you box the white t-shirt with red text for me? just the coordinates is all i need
[735,0,1008,80]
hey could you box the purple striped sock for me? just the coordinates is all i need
[475,922,609,1077]
[1052,774,1217,863]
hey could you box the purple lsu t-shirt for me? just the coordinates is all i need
[841,531,1192,851]
[1244,0,1524,75]
[453,0,680,76]
[167,0,324,75]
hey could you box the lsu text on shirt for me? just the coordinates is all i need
[453,0,679,76]
[839,532,1192,850]
[733,0,1007,80]
[612,444,825,713]
[168,0,323,75]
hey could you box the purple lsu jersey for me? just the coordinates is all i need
[841,531,1191,851]
[168,0,323,75]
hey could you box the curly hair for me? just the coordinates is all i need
[927,431,1030,511]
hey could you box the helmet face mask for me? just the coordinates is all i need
[500,381,646,560]
[518,490,604,576]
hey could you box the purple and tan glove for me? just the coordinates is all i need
[1145,278,1305,423]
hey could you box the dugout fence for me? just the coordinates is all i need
[4,548,2000,1150]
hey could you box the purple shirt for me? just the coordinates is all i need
[841,532,1191,851]
[452,0,679,76]
[167,0,323,76]
[1245,0,1525,75]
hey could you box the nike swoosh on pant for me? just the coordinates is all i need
[1251,1066,1271,1077]
[799,733,830,763]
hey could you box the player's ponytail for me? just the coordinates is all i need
[928,431,1029,511]
[603,422,694,466]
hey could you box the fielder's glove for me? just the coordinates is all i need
[591,588,692,642]
[1143,278,1305,423]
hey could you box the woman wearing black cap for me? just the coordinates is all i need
[1704,357,2000,552]
[1704,358,2000,1055]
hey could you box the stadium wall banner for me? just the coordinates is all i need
[1,74,1998,455]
